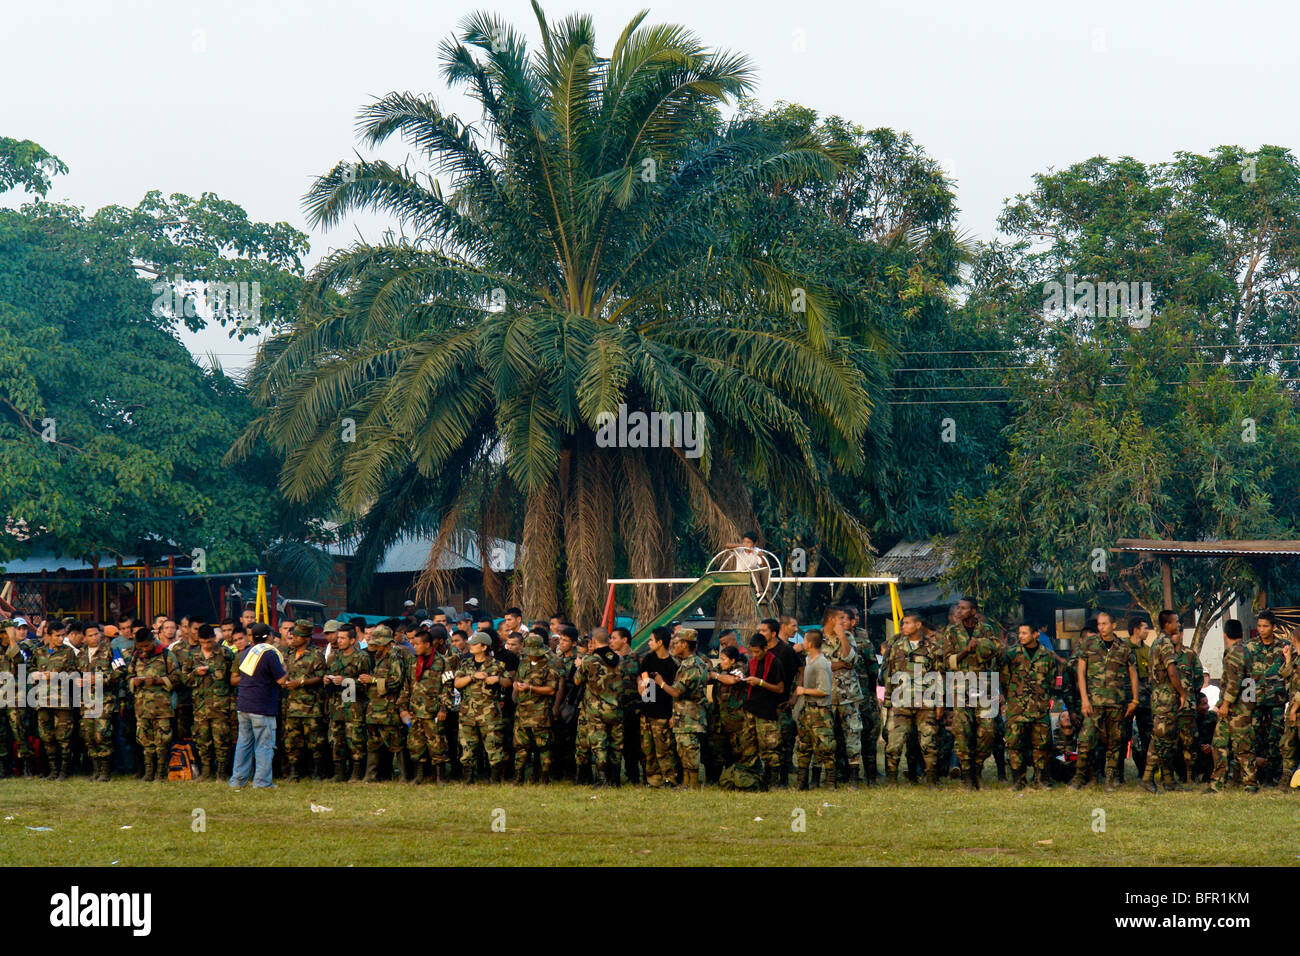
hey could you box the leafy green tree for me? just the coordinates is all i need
[238,5,877,625]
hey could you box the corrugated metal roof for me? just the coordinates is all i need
[328,533,516,573]
[1114,538,1300,556]
[871,537,954,581]
[0,554,151,575]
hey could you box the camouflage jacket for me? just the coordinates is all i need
[1148,635,1182,713]
[456,655,508,723]
[514,656,559,726]
[130,646,180,719]
[574,650,625,718]
[31,643,79,709]
[1133,641,1152,708]
[824,631,862,705]
[1219,641,1255,716]
[710,657,748,730]
[183,645,235,719]
[670,654,710,733]
[364,648,406,726]
[0,638,34,707]
[617,649,644,708]
[405,652,455,719]
[1076,633,1134,709]
[326,647,371,721]
[283,645,326,717]
[1173,646,1204,712]
[1282,651,1300,715]
[1001,641,1056,720]
[853,628,880,706]
[881,633,944,712]
[392,642,416,700]
[170,641,201,703]
[941,619,1004,708]
[1245,638,1288,707]
[1057,650,1082,715]
[75,643,118,716]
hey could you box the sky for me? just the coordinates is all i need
[6,0,1298,369]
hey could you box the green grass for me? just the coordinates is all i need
[2,773,1297,866]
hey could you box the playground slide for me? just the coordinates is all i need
[630,569,754,651]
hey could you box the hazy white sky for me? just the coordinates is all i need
[7,0,1298,368]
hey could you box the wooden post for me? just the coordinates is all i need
[1160,558,1173,609]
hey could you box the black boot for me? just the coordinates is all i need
[56,754,70,781]
[513,761,527,785]
[810,766,821,788]
[143,753,156,783]
[284,751,301,783]
[400,751,415,784]
[349,758,365,783]
[849,766,860,790]
[461,763,475,785]
[538,769,550,785]
[605,761,621,787]
[362,751,381,783]
[797,767,810,791]
[489,764,504,784]
[312,752,325,782]
[333,757,348,783]
[413,760,428,785]
[21,755,34,779]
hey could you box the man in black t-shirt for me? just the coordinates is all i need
[740,633,786,787]
[638,627,679,787]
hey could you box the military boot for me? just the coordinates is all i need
[1162,759,1184,791]
[284,751,301,783]
[538,769,550,785]
[20,756,34,778]
[810,766,821,788]
[489,764,505,784]
[590,763,606,787]
[400,751,415,783]
[797,767,810,791]
[333,757,348,783]
[575,763,591,785]
[56,754,71,781]
[605,761,621,787]
[349,758,365,783]
[1140,763,1158,793]
[362,751,381,783]
[1105,772,1120,791]
[824,765,838,790]
[461,763,475,785]
[513,761,527,785]
[884,760,900,785]
[143,753,156,783]
[1012,774,1027,791]
[312,752,326,782]
[925,767,940,789]
[220,758,234,782]
[685,770,701,790]
[412,760,428,785]
[849,766,860,790]
[96,758,111,783]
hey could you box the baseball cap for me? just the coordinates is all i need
[323,619,342,633]
[420,619,435,628]
[465,597,480,607]
[368,625,394,646]
[467,632,491,647]
[403,600,416,608]
[103,624,119,637]
[292,619,313,638]
[13,617,27,627]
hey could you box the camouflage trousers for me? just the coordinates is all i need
[574,709,592,767]
[833,701,862,769]
[1211,711,1256,788]
[331,718,367,761]
[366,722,404,754]
[673,729,703,774]
[1280,714,1299,782]
[3,708,33,757]
[860,699,881,778]
[284,714,326,756]
[408,716,450,765]
[192,714,234,766]
[513,721,553,771]
[37,708,75,754]
[136,715,173,759]
[79,714,114,759]
[1143,707,1178,780]
[1004,714,1051,779]
[458,712,506,768]
[794,704,836,773]
[1175,710,1198,778]
[885,708,939,774]
[709,716,744,768]
[1252,703,1285,782]
[1077,706,1126,779]
[778,708,797,771]
[950,707,996,774]
[739,711,783,774]
[641,716,677,785]
[584,707,624,767]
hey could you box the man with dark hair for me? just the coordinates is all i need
[359,626,407,783]
[654,628,709,789]
[846,607,881,785]
[1171,622,1205,782]
[75,622,117,782]
[453,631,508,783]
[1072,610,1138,790]
[609,626,643,784]
[882,612,944,786]
[941,597,1003,789]
[325,624,370,783]
[280,620,327,782]
[1142,610,1188,792]
[512,634,559,783]
[1247,609,1289,785]
[1208,618,1256,793]
[642,627,681,786]
[1125,615,1153,779]
[230,623,285,789]
[184,623,235,782]
[572,628,626,786]
[1002,623,1057,790]
[32,620,79,780]
[740,633,786,788]
[404,627,454,784]
[793,630,835,789]
[553,625,581,780]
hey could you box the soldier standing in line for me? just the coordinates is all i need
[1207,619,1256,794]
[280,620,327,782]
[129,627,180,783]
[325,623,370,783]
[1275,629,1298,790]
[0,621,35,778]
[881,613,944,786]
[552,625,580,780]
[1247,610,1289,786]
[402,627,454,784]
[1124,616,1153,780]
[1141,610,1189,793]
[708,643,746,772]
[1171,626,1205,782]
[358,625,406,782]
[739,633,786,788]
[32,620,78,780]
[572,634,596,783]
[642,627,682,786]
[453,632,509,782]
[823,607,864,788]
[512,634,559,783]
[1071,610,1138,790]
[573,628,626,787]
[940,597,1003,789]
[1002,623,1056,790]
[847,607,881,785]
[184,623,235,782]
[610,627,644,785]
[171,618,203,743]
[654,628,709,789]
[792,630,836,790]
[75,622,118,782]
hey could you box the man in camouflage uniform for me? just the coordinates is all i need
[1002,623,1057,789]
[655,628,709,789]
[389,623,418,782]
[824,607,864,787]
[709,644,747,771]
[643,627,683,786]
[359,625,406,782]
[1141,610,1189,793]
[573,628,626,786]
[941,598,1003,789]
[129,627,180,782]
[1207,619,1256,794]
[0,620,36,778]
[183,623,235,782]
[611,627,644,784]
[76,622,118,782]
[32,621,79,780]
[170,619,203,742]
[512,634,559,783]
[1125,616,1154,779]
[793,630,836,789]
[281,620,326,781]
[325,623,370,782]
[1277,630,1299,789]
[403,627,454,784]
[881,612,944,786]
[1171,627,1205,782]
[848,608,881,785]
[1071,611,1138,790]
[1247,610,1289,786]
[453,632,509,782]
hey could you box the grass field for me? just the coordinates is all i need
[1,774,1297,866]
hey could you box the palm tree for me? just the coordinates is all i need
[235,3,876,626]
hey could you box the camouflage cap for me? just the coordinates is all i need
[522,635,547,655]
[368,625,394,646]
[0,619,14,628]
[674,627,698,644]
[467,632,491,647]
[292,619,313,638]
[322,619,342,633]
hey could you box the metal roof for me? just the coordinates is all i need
[871,537,954,580]
[328,533,516,574]
[1113,538,1300,556]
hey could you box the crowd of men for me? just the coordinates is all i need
[0,598,1297,793]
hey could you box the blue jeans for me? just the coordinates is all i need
[230,712,276,788]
